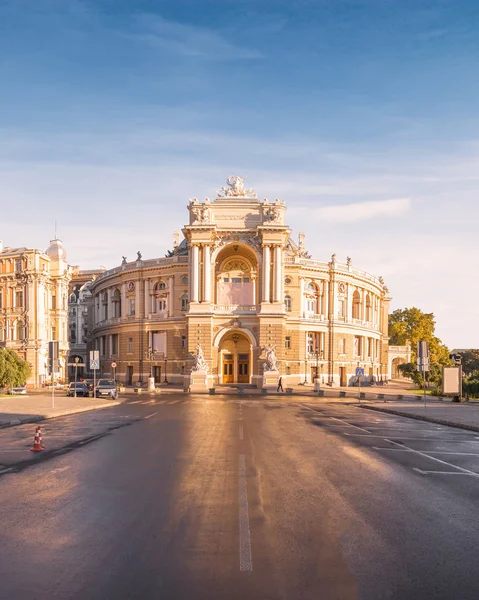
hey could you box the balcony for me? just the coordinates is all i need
[213,304,258,315]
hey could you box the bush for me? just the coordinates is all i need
[0,349,31,389]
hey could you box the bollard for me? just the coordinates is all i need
[339,391,347,398]
[318,389,325,397]
[209,388,216,395]
[286,388,293,395]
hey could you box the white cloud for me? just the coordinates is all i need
[127,14,263,60]
[291,198,411,223]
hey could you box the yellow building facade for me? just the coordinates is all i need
[0,239,70,387]
[90,177,391,387]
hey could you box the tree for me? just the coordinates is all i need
[0,349,31,389]
[389,307,451,387]
[457,350,479,377]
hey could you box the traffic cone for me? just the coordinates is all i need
[36,426,45,449]
[30,429,44,452]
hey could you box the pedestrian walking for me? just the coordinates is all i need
[277,376,284,392]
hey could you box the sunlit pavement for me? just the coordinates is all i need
[2,395,479,599]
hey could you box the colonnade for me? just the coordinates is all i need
[190,243,212,303]
[262,244,283,303]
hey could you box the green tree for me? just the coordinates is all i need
[458,350,479,377]
[389,307,451,388]
[0,349,31,389]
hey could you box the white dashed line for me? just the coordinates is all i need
[413,468,477,477]
[239,454,253,572]
[239,423,244,440]
[144,412,158,419]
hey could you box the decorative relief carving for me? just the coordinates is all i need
[223,260,249,272]
[262,344,278,372]
[217,175,257,198]
[191,345,209,373]
[191,205,211,224]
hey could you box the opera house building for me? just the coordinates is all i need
[90,177,390,388]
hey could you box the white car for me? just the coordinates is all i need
[8,387,27,395]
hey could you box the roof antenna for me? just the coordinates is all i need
[54,219,58,240]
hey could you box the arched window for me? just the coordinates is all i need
[102,292,108,320]
[352,290,361,319]
[181,293,189,311]
[69,293,76,304]
[112,288,121,318]
[304,282,318,314]
[365,294,372,322]
[284,295,292,312]
[155,281,166,291]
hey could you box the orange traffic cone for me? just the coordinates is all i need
[36,426,45,449]
[30,428,44,452]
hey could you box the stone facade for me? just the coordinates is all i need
[90,177,391,387]
[0,238,70,387]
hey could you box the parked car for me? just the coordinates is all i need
[66,382,90,397]
[94,379,118,399]
[8,387,27,395]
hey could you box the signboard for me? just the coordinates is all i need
[48,341,60,374]
[355,367,365,378]
[417,341,430,372]
[90,350,100,371]
[442,366,461,395]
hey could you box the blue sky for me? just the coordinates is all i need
[0,0,478,346]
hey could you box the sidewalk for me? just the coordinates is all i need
[357,400,479,433]
[0,394,121,429]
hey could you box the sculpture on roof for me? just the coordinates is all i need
[217,175,257,198]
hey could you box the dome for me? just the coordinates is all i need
[46,238,67,262]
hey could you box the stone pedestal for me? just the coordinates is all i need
[148,377,155,392]
[314,377,320,392]
[262,370,280,391]
[189,370,210,393]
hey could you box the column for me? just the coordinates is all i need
[299,277,304,317]
[262,245,271,302]
[273,245,282,303]
[168,276,174,317]
[144,279,150,316]
[121,283,126,319]
[191,244,199,302]
[251,276,257,305]
[203,245,211,302]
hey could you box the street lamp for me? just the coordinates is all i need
[74,356,80,398]
[163,355,168,384]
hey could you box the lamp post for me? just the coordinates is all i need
[74,356,80,398]
[164,356,168,384]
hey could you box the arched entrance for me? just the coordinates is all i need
[218,331,253,384]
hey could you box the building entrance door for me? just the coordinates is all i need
[238,354,249,383]
[126,366,133,385]
[339,366,347,387]
[223,354,234,383]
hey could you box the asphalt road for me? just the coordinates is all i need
[2,395,479,599]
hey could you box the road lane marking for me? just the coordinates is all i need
[374,447,479,456]
[144,412,158,419]
[239,423,244,440]
[384,439,479,478]
[239,454,253,572]
[413,468,477,476]
[345,433,479,442]
[0,468,14,475]
[327,416,370,433]
[130,400,143,404]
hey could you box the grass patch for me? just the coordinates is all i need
[410,389,438,396]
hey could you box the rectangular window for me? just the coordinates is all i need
[52,326,57,341]
[243,277,250,283]
[14,259,22,272]
[111,334,118,355]
[223,278,229,282]
[0,291,2,308]
[51,295,56,310]
[15,290,24,307]
[367,337,372,357]
[285,336,291,349]
[307,333,314,354]
[128,299,135,315]
[181,335,187,349]
[339,338,346,354]
[232,277,241,283]
[127,337,133,353]
[354,336,362,356]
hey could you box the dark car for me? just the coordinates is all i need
[94,379,118,399]
[66,382,90,397]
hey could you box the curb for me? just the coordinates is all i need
[0,401,122,430]
[356,404,479,434]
